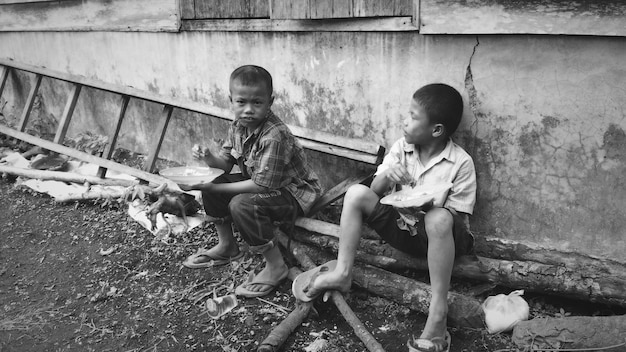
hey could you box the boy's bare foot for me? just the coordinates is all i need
[199,244,240,259]
[419,311,448,341]
[182,244,242,268]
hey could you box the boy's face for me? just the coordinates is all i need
[403,99,440,145]
[229,79,274,131]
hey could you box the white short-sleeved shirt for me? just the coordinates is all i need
[376,138,477,215]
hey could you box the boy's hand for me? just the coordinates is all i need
[384,164,415,186]
[192,144,210,161]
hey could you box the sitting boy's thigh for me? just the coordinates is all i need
[367,203,429,257]
[201,174,247,217]
[367,204,473,257]
[229,189,301,221]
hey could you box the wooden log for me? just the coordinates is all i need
[511,315,626,351]
[475,235,626,280]
[275,231,386,352]
[294,222,626,307]
[282,234,485,329]
[295,217,380,240]
[257,268,314,352]
[0,165,138,187]
[53,187,132,203]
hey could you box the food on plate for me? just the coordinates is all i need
[391,192,428,202]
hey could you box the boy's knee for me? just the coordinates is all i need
[424,208,453,238]
[228,194,250,217]
[344,184,373,205]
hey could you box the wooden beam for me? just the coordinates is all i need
[0,125,181,191]
[306,175,371,216]
[181,17,418,32]
[17,73,42,132]
[195,0,269,19]
[310,0,353,19]
[270,0,310,20]
[420,0,626,36]
[53,83,81,145]
[97,94,130,178]
[180,0,195,19]
[143,104,174,173]
[0,0,72,4]
[0,66,9,98]
[0,0,180,32]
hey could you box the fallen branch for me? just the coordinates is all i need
[53,184,164,204]
[328,290,385,352]
[257,268,313,352]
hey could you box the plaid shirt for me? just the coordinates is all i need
[219,111,322,214]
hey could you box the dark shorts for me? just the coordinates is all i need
[366,202,474,258]
[201,174,303,247]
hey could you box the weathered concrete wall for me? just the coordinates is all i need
[0,31,624,262]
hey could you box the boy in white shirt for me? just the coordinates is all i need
[293,83,476,352]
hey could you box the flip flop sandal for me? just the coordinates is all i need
[182,249,244,268]
[235,268,289,298]
[407,331,451,352]
[291,260,338,302]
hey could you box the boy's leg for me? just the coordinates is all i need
[305,184,380,297]
[421,208,455,341]
[203,221,240,257]
[197,175,243,259]
[229,190,297,294]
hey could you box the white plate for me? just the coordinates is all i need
[380,182,453,208]
[159,166,224,185]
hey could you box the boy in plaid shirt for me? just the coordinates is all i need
[181,65,322,298]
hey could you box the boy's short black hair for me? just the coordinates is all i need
[413,83,463,136]
[230,65,273,96]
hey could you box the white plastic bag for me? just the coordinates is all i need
[482,289,530,334]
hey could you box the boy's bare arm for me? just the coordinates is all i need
[179,178,269,194]
[370,164,413,197]
[370,171,394,197]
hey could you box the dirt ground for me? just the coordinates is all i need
[1,149,615,352]
[0,178,519,352]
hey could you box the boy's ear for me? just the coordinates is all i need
[269,95,275,106]
[229,95,232,103]
[432,124,445,138]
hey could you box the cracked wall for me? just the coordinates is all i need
[460,36,626,260]
[0,31,624,261]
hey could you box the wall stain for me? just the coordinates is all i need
[541,115,560,129]
[277,69,368,139]
[603,123,626,161]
